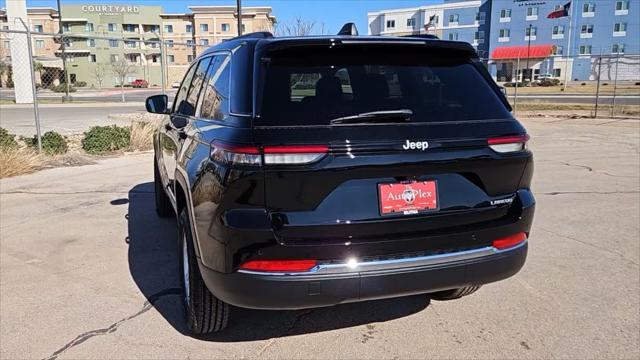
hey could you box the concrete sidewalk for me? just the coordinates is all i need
[0,116,638,359]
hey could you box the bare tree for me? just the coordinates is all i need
[274,17,329,36]
[93,64,106,89]
[111,58,133,102]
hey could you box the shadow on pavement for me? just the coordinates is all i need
[126,182,430,341]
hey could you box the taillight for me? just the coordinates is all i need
[239,259,318,272]
[488,134,529,153]
[492,232,528,250]
[210,141,328,166]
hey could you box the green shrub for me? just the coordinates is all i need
[28,131,68,154]
[539,78,560,87]
[75,81,87,87]
[82,125,131,154]
[49,84,77,93]
[0,127,18,149]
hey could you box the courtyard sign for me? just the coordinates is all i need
[81,5,140,15]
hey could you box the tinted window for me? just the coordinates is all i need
[259,46,510,127]
[172,63,198,114]
[177,57,211,116]
[200,55,231,120]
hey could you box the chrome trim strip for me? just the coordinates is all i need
[237,241,527,276]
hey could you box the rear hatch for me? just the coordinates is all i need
[253,39,530,252]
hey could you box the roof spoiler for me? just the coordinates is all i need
[337,23,358,36]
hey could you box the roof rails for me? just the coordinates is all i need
[232,31,273,40]
[337,23,359,36]
[401,34,440,40]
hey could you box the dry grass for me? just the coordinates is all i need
[129,120,157,152]
[513,103,640,117]
[0,147,45,178]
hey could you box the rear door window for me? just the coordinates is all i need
[200,55,231,120]
[258,46,511,127]
[177,57,211,117]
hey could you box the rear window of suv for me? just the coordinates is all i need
[258,44,511,127]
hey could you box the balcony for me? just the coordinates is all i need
[499,17,511,23]
[582,11,595,18]
[552,33,564,39]
[580,32,593,38]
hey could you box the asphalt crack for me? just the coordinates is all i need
[42,288,181,360]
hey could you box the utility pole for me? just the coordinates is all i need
[56,0,70,101]
[525,24,532,83]
[237,0,243,36]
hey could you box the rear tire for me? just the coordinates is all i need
[179,209,230,334]
[429,286,480,301]
[154,158,173,218]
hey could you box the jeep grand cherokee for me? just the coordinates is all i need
[145,31,535,334]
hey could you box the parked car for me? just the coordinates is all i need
[130,79,149,88]
[146,29,535,334]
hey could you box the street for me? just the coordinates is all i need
[0,88,177,104]
[0,115,638,359]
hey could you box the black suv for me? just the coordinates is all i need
[146,31,534,334]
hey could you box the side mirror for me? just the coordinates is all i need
[145,94,169,114]
[498,86,507,96]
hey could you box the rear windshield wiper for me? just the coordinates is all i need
[329,109,413,125]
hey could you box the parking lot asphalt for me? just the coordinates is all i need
[0,116,638,359]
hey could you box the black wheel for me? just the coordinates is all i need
[179,209,230,334]
[429,286,481,301]
[154,158,173,218]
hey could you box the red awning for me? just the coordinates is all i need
[491,45,555,60]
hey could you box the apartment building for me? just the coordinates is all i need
[368,0,639,81]
[0,4,275,87]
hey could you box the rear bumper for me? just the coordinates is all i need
[199,241,527,310]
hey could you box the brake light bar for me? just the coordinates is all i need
[488,134,529,153]
[492,232,528,250]
[239,259,318,272]
[210,141,328,165]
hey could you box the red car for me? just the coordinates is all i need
[130,79,149,88]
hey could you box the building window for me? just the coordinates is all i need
[187,55,194,62]
[89,54,96,62]
[580,24,594,38]
[87,39,95,47]
[221,23,230,32]
[476,12,485,24]
[33,24,43,32]
[164,24,173,33]
[474,31,484,43]
[526,7,538,20]
[166,40,174,48]
[448,32,458,41]
[525,26,537,40]
[186,39,194,46]
[62,23,70,32]
[448,14,459,24]
[613,22,627,36]
[110,54,119,62]
[125,41,137,49]
[109,39,119,47]
[242,24,246,33]
[616,0,629,14]
[151,55,158,63]
[85,23,94,32]
[407,18,415,27]
[2,26,8,30]
[200,23,209,32]
[552,25,565,39]
[553,68,561,77]
[582,2,596,16]
[579,45,592,55]
[35,40,44,48]
[123,24,137,32]
[553,45,563,55]
[200,38,209,46]
[3,41,10,49]
[167,55,175,63]
[500,9,511,21]
[386,20,395,29]
[186,24,193,33]
[63,38,73,48]
[108,23,117,32]
[498,28,510,42]
[612,43,625,54]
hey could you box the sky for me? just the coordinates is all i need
[4,0,442,35]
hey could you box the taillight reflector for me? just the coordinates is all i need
[492,232,528,250]
[488,134,529,153]
[239,259,318,272]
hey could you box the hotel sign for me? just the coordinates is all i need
[81,5,140,15]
